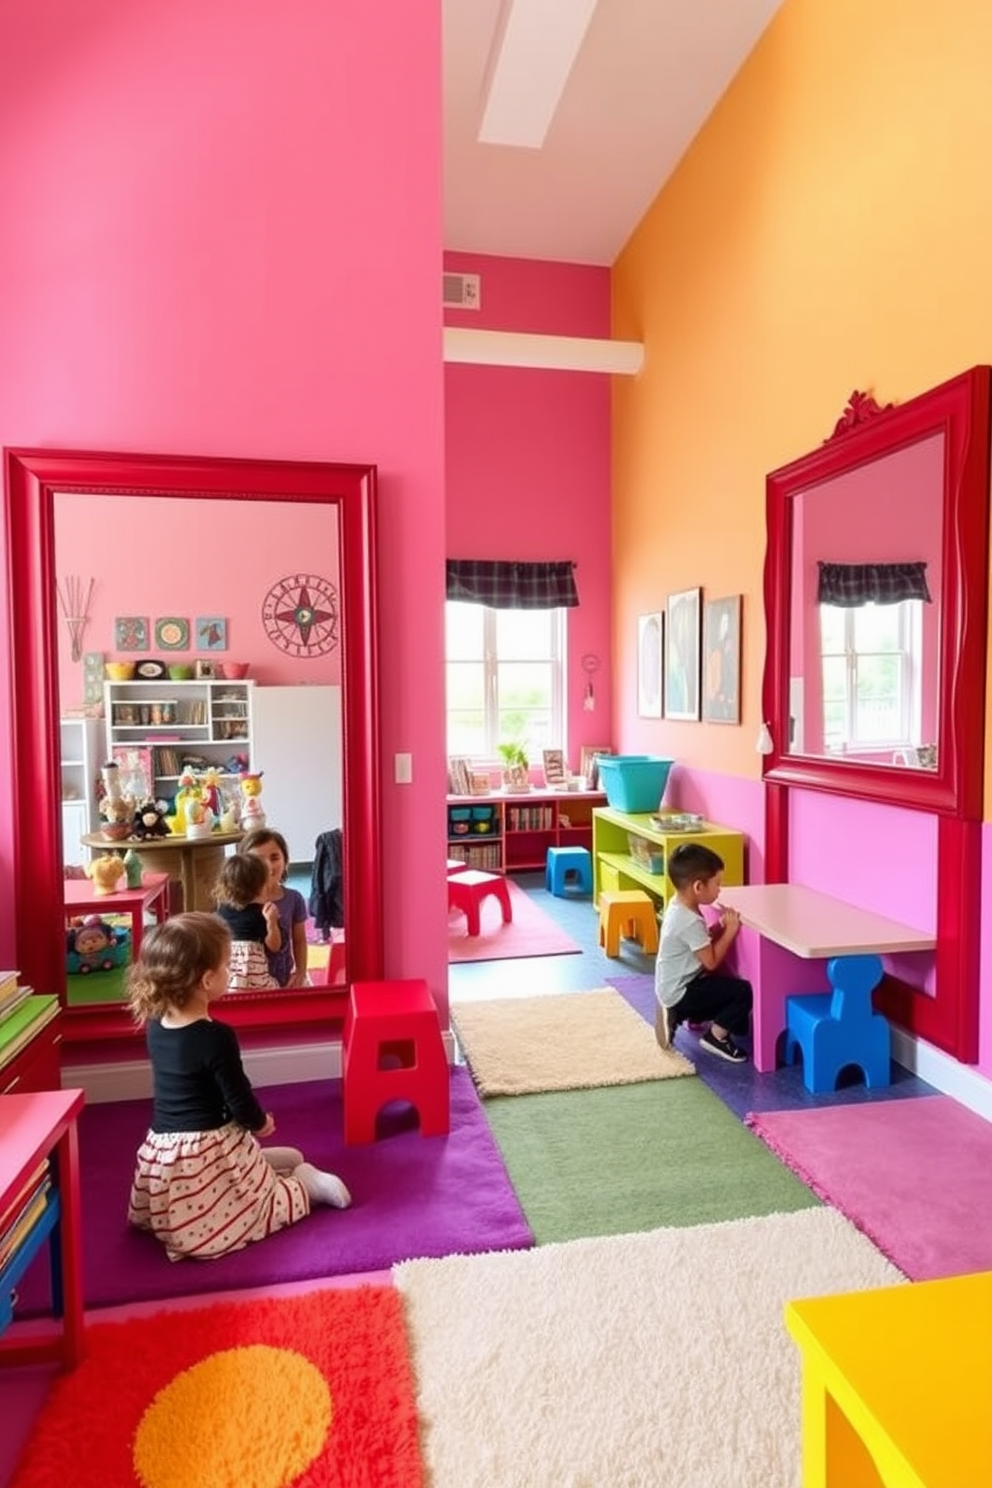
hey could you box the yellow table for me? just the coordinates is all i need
[785,1271,992,1487]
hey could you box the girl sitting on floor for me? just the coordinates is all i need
[126,912,350,1261]
[239,826,309,988]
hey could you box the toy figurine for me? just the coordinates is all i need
[240,771,266,828]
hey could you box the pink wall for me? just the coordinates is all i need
[444,252,614,766]
[55,494,341,709]
[0,0,447,1008]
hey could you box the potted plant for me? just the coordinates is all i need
[498,741,531,793]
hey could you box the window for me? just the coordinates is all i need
[820,600,923,752]
[445,602,566,759]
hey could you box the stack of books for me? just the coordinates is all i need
[0,972,60,1074]
[0,1157,52,1276]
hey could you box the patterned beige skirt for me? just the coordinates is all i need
[228,938,279,991]
[128,1122,310,1261]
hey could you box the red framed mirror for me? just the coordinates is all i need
[4,448,383,1040]
[761,366,991,1061]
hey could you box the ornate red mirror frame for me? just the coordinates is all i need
[761,366,991,1061]
[4,448,383,1039]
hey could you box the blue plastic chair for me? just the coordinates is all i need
[545,846,593,897]
[783,953,891,1094]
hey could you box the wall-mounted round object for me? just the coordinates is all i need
[261,574,340,657]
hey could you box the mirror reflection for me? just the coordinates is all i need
[55,492,344,1007]
[787,433,943,769]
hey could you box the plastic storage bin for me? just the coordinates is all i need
[628,834,665,874]
[598,756,675,813]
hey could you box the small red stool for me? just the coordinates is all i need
[343,978,450,1144]
[447,857,470,874]
[448,869,513,936]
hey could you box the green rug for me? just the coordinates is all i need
[66,965,128,1007]
[484,1077,819,1244]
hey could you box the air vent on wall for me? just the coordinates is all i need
[443,272,481,310]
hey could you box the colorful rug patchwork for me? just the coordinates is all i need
[9,1285,422,1487]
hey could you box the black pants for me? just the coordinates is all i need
[674,971,753,1038]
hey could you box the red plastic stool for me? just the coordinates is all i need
[448,869,513,936]
[343,978,450,1144]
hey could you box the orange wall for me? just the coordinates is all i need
[611,0,992,785]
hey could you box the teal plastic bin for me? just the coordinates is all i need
[598,756,674,813]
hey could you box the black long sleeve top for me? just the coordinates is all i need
[146,1017,266,1133]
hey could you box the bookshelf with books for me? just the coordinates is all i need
[104,678,254,802]
[0,1088,86,1368]
[0,972,62,1094]
[446,789,606,874]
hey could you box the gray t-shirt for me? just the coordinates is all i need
[655,898,710,1008]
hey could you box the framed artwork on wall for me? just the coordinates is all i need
[114,616,149,652]
[637,612,663,718]
[196,616,228,651]
[702,595,742,724]
[664,587,701,721]
[155,616,190,651]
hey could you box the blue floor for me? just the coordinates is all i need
[449,871,939,1120]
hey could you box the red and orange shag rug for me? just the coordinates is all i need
[10,1285,422,1488]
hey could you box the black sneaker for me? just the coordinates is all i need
[656,1004,681,1050]
[698,1030,747,1064]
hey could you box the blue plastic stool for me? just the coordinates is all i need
[545,845,593,897]
[783,953,892,1094]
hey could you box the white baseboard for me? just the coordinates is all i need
[63,1029,459,1104]
[892,1026,992,1122]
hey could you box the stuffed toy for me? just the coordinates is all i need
[240,771,266,828]
[84,853,126,894]
[132,796,170,840]
[66,915,130,974]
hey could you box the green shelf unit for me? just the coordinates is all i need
[592,808,745,909]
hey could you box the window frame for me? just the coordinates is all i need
[445,602,567,761]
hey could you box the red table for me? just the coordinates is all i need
[0,1088,86,1369]
[64,871,170,959]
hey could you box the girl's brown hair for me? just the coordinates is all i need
[213,851,269,909]
[126,912,231,1024]
[239,826,292,882]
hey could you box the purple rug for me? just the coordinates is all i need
[746,1096,992,1281]
[606,974,937,1118]
[18,1068,532,1312]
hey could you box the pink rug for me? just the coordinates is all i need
[746,1095,992,1281]
[448,879,581,963]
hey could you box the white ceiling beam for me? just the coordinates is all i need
[478,0,599,148]
[444,326,644,375]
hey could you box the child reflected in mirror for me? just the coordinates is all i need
[212,852,281,991]
[239,827,310,988]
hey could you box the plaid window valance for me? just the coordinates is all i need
[446,559,579,609]
[817,561,932,607]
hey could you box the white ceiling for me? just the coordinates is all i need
[444,0,783,266]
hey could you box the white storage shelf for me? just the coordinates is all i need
[104,680,254,800]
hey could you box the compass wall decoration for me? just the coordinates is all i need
[261,573,340,658]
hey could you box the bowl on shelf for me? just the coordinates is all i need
[167,663,194,681]
[220,661,249,679]
[105,661,136,682]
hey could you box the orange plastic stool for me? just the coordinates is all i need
[448,869,513,936]
[343,978,450,1144]
[598,890,659,956]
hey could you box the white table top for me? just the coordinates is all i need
[719,882,935,959]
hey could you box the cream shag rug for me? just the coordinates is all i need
[395,1207,905,1488]
[451,988,693,1095]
